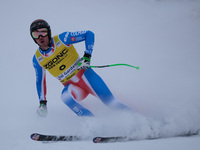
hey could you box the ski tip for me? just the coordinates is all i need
[93,137,102,143]
[93,137,101,143]
[30,133,40,141]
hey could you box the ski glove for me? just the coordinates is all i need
[37,100,47,117]
[77,53,91,70]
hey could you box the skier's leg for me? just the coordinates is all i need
[83,68,131,110]
[61,84,93,116]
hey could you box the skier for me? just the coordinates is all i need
[31,19,131,117]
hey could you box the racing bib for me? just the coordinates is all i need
[35,35,80,83]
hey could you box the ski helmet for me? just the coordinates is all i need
[30,19,51,43]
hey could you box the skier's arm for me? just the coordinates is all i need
[59,30,95,55]
[32,55,47,102]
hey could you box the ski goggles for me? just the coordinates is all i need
[32,28,48,39]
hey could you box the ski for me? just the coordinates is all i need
[93,132,199,143]
[31,131,199,143]
[93,136,130,143]
[30,133,82,142]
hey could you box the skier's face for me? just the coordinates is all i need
[32,28,50,49]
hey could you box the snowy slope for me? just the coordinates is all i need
[0,0,200,150]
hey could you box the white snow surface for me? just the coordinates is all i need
[0,0,200,149]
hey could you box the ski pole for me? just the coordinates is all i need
[90,63,140,70]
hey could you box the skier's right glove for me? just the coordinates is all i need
[77,53,91,70]
[37,100,47,117]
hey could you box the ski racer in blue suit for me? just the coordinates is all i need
[31,19,131,117]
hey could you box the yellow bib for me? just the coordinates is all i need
[35,35,80,83]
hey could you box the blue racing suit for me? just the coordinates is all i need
[33,30,130,116]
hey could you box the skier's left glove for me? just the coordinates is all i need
[77,53,91,70]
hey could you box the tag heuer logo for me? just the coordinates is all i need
[56,41,62,48]
[38,56,43,62]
